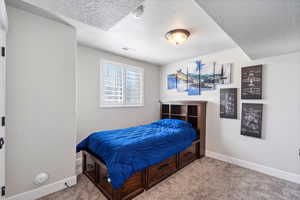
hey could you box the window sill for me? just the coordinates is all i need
[99,104,144,108]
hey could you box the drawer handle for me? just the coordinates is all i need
[184,152,191,156]
[87,164,94,170]
[158,164,169,170]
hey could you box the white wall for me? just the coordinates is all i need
[77,45,160,143]
[160,48,300,178]
[6,6,77,197]
[0,0,8,30]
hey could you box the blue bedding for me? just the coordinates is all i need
[76,119,197,189]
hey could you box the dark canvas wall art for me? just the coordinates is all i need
[241,65,263,99]
[220,88,237,119]
[241,103,263,138]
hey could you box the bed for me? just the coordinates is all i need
[77,101,207,200]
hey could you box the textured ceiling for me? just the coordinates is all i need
[54,0,145,30]
[195,0,300,59]
[8,0,145,31]
[75,0,238,65]
[7,0,238,65]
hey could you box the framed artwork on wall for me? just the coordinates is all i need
[176,66,188,92]
[167,73,177,89]
[220,88,238,119]
[200,61,216,91]
[215,63,232,85]
[241,103,263,138]
[166,60,233,95]
[241,65,262,99]
[187,61,201,96]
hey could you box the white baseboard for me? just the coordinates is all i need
[206,150,300,185]
[10,152,297,200]
[6,176,77,200]
[76,152,300,185]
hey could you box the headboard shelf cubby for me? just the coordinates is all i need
[160,100,207,157]
[161,104,170,114]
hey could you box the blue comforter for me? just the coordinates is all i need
[76,119,197,189]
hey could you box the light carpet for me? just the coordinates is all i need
[39,158,300,200]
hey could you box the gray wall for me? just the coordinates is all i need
[77,45,160,143]
[6,6,77,196]
[160,48,300,177]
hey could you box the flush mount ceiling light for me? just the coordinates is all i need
[165,29,190,45]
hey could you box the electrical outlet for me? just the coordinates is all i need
[34,173,49,185]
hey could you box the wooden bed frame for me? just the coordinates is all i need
[82,101,207,200]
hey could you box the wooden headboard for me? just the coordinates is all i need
[160,100,207,157]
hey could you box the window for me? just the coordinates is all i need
[100,60,144,107]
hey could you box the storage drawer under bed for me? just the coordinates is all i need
[83,151,145,200]
[146,155,177,188]
[82,141,200,199]
[97,166,144,199]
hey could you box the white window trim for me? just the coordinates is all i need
[99,59,144,108]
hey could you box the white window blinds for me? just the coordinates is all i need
[100,60,144,107]
[102,62,123,105]
[125,68,142,105]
